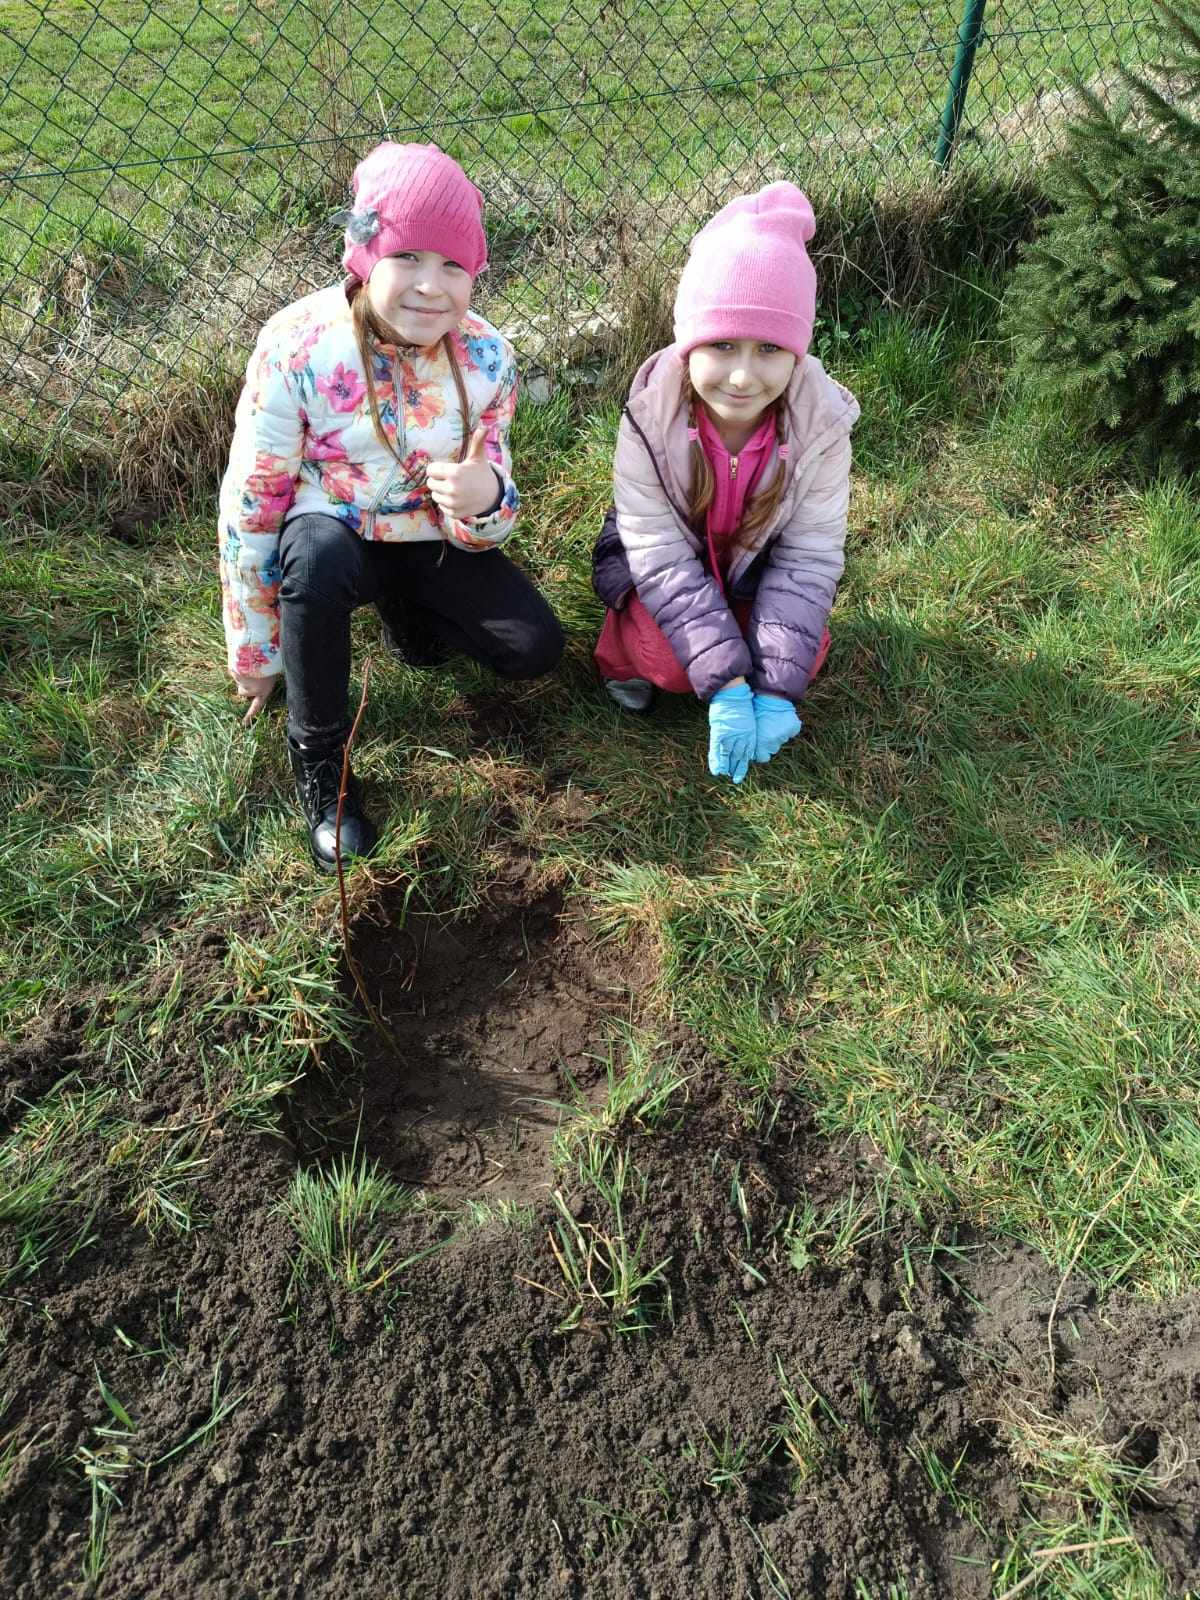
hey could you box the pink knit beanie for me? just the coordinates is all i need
[673,182,817,359]
[339,142,487,283]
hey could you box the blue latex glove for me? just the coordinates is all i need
[752,692,803,765]
[707,682,756,784]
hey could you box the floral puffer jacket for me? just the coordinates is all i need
[218,283,520,677]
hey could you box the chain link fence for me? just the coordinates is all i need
[0,0,1151,473]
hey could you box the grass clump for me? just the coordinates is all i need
[783,1183,894,1274]
[550,1025,691,1165]
[461,1196,536,1230]
[773,1359,846,1486]
[907,1439,986,1532]
[67,1358,248,1583]
[71,1368,139,1586]
[105,1126,208,1237]
[537,1148,673,1338]
[0,1086,111,1288]
[683,1421,763,1496]
[279,1149,416,1293]
[530,1029,687,1336]
[994,1404,1186,1598]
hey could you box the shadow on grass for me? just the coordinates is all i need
[804,614,1195,899]
[474,610,1198,925]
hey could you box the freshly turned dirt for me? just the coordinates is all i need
[0,1003,94,1136]
[3,881,1199,1599]
[288,855,640,1204]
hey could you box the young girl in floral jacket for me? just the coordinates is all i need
[219,142,563,869]
[592,182,858,783]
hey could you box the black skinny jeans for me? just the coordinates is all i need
[278,514,564,751]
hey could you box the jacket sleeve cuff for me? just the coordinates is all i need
[747,679,800,705]
[227,637,283,678]
[689,641,755,702]
[446,472,519,550]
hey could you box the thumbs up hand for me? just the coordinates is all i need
[426,426,503,520]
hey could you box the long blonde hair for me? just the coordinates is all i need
[683,371,790,553]
[349,285,472,466]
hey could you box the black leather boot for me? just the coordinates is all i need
[289,741,378,873]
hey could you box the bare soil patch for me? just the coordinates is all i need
[3,882,1199,1598]
[290,860,643,1204]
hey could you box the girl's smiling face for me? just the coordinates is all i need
[687,339,797,432]
[366,250,472,345]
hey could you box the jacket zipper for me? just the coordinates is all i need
[622,377,852,582]
[730,455,738,480]
[364,352,406,538]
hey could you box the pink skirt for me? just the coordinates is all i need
[595,595,831,696]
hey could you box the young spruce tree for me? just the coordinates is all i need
[1006,0,1200,467]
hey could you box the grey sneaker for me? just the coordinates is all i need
[603,677,655,713]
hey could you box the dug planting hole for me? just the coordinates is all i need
[289,874,646,1205]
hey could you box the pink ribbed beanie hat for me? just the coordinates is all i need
[339,142,487,283]
[673,182,817,359]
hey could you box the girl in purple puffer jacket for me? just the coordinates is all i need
[592,183,858,783]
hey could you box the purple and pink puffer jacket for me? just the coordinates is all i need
[593,344,859,701]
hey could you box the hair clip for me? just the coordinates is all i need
[686,426,699,443]
[331,206,381,244]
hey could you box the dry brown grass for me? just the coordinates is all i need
[985,67,1188,156]
[1,217,337,516]
[587,162,1043,401]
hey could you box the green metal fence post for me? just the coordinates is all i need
[935,0,989,171]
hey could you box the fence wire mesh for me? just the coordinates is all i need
[1,0,1151,465]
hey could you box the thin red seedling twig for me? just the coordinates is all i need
[334,659,393,1043]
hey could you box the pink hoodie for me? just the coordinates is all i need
[695,405,775,582]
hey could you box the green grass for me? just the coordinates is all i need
[908,1438,986,1532]
[279,1147,417,1291]
[1,286,1197,1590]
[784,1182,894,1272]
[773,1357,845,1485]
[537,1180,674,1336]
[549,1022,692,1159]
[993,1404,1186,1598]
[0,0,1140,265]
[683,1420,764,1494]
[65,1357,247,1582]
[0,1084,110,1287]
[3,289,1197,1302]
